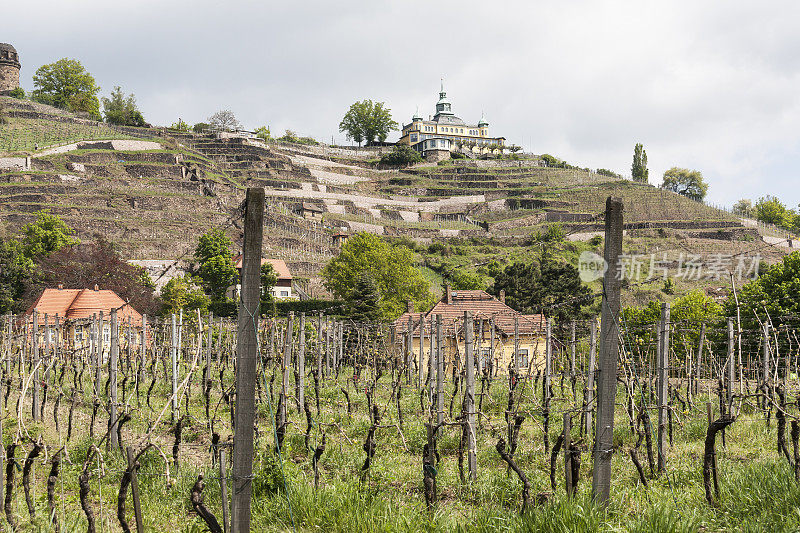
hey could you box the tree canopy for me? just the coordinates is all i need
[631,143,649,182]
[339,100,398,146]
[32,58,100,118]
[102,86,146,126]
[0,239,33,314]
[31,238,161,316]
[260,263,278,306]
[322,232,432,320]
[208,110,241,132]
[753,196,789,226]
[491,250,593,325]
[380,145,422,167]
[194,228,236,301]
[21,210,80,259]
[160,275,210,316]
[347,271,383,322]
[660,167,708,201]
[722,251,800,329]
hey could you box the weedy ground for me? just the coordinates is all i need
[2,362,798,532]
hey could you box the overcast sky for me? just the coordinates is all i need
[6,0,800,208]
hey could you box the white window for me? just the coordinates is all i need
[281,291,289,297]
[516,349,529,368]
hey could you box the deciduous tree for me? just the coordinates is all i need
[632,143,649,182]
[322,232,432,320]
[660,167,708,201]
[29,238,161,316]
[21,210,79,259]
[32,58,100,118]
[491,249,593,325]
[161,275,209,316]
[339,100,398,146]
[193,228,236,301]
[753,195,789,226]
[208,110,241,132]
[102,86,145,126]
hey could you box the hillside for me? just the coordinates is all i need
[0,95,792,304]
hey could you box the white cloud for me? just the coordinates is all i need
[5,0,800,206]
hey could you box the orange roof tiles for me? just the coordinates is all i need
[24,288,143,326]
[232,255,292,280]
[394,290,546,337]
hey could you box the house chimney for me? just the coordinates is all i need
[445,284,452,305]
[407,300,413,313]
[499,290,505,304]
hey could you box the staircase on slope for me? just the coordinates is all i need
[167,132,312,189]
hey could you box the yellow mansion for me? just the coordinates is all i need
[398,82,505,161]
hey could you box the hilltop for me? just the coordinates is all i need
[0,95,791,305]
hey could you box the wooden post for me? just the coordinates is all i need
[489,316,495,378]
[204,312,213,391]
[591,196,623,504]
[695,323,705,396]
[109,309,119,451]
[428,315,435,401]
[514,316,520,373]
[545,318,552,401]
[570,320,577,386]
[436,314,444,427]
[727,319,735,413]
[407,314,413,384]
[325,317,331,378]
[586,319,597,437]
[4,312,11,376]
[298,313,305,410]
[219,448,230,533]
[231,187,265,533]
[337,321,343,376]
[762,323,771,390]
[280,314,292,430]
[657,302,670,473]
[217,317,223,364]
[126,447,144,533]
[171,313,178,421]
[419,314,426,388]
[564,413,573,496]
[32,311,40,421]
[463,312,477,481]
[139,314,147,383]
[316,313,323,388]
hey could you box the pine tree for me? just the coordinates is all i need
[348,271,382,322]
[632,143,649,182]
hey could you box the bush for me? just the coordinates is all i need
[8,87,25,99]
[169,119,190,132]
[596,168,622,179]
[529,224,566,244]
[589,235,603,246]
[278,129,319,145]
[380,145,423,167]
[192,122,209,133]
[450,151,466,159]
[427,241,450,255]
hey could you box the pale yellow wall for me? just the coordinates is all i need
[400,121,503,148]
[401,333,545,375]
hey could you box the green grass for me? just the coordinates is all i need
[1,326,798,533]
[0,117,136,154]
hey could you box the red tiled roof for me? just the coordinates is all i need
[393,290,546,337]
[24,288,143,326]
[232,255,292,280]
